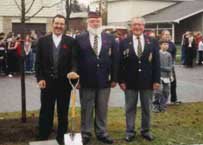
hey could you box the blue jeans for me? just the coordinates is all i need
[25,51,33,71]
[153,82,170,109]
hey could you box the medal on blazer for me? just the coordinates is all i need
[108,74,111,81]
[108,48,112,56]
[148,52,153,62]
[123,48,130,58]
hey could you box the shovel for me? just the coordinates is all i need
[64,78,83,145]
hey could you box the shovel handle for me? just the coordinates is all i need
[68,78,79,90]
[68,78,79,118]
[71,90,76,118]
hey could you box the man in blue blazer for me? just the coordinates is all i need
[76,12,118,144]
[119,17,160,142]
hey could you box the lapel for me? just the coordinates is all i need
[87,31,105,57]
[128,35,137,57]
[58,35,66,64]
[86,32,97,56]
[99,32,107,57]
[47,34,54,65]
[129,34,151,58]
[142,35,151,57]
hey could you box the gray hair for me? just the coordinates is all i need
[161,29,170,35]
[131,16,146,25]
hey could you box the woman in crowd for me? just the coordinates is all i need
[6,32,18,77]
[24,34,33,73]
[183,32,196,67]
[0,33,6,74]
[30,30,38,72]
[198,37,203,65]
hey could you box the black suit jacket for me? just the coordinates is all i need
[35,34,78,83]
[119,35,160,90]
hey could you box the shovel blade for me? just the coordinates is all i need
[29,140,58,145]
[64,133,83,145]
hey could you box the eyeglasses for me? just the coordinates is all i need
[132,23,144,27]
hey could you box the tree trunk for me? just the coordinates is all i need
[21,0,26,123]
[65,0,72,32]
[100,0,108,25]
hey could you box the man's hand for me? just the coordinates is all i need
[67,72,79,80]
[119,83,126,91]
[76,83,80,89]
[153,83,160,90]
[38,80,46,89]
[111,82,117,88]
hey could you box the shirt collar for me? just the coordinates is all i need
[160,49,167,54]
[133,34,144,40]
[89,32,102,38]
[52,33,62,40]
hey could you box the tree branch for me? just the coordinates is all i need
[25,0,36,14]
[25,1,61,21]
[25,6,44,21]
[13,0,22,11]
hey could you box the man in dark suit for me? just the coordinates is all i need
[35,14,79,145]
[119,17,160,142]
[75,12,118,144]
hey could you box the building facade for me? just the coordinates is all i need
[0,0,87,35]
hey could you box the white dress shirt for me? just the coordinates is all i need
[52,33,62,48]
[89,33,102,55]
[198,41,203,51]
[133,34,145,55]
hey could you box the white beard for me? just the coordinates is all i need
[87,26,103,36]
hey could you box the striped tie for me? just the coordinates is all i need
[93,35,98,56]
[137,36,142,58]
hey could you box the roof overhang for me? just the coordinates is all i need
[173,9,203,23]
[145,8,203,24]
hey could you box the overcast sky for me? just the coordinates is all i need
[78,0,91,5]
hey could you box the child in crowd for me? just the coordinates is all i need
[153,40,173,112]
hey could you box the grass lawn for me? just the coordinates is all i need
[0,102,203,145]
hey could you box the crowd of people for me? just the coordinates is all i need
[0,30,38,77]
[181,31,203,67]
[0,28,202,79]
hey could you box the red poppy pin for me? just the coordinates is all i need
[62,44,68,49]
[146,39,150,44]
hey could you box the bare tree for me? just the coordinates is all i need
[65,0,72,31]
[14,0,61,23]
[89,0,108,25]
[99,0,108,25]
[65,0,85,31]
[13,0,61,123]
[72,0,82,12]
[20,0,26,123]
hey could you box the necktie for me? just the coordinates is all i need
[93,35,98,56]
[137,36,142,58]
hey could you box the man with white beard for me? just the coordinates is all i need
[75,11,118,145]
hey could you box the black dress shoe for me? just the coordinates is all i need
[56,137,64,145]
[82,136,90,145]
[141,133,154,141]
[97,136,114,144]
[125,135,135,142]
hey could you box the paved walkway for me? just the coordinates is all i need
[0,65,203,112]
